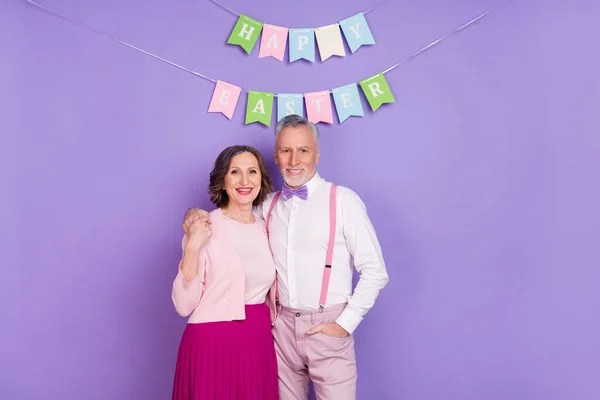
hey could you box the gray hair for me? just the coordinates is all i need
[274,114,320,147]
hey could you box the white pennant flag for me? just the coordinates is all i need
[314,24,346,61]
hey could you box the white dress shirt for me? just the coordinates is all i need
[257,173,389,334]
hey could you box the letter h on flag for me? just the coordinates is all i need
[227,14,264,54]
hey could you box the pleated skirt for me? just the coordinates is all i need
[172,303,279,400]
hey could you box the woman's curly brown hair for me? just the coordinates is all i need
[208,145,273,208]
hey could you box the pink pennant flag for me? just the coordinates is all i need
[304,91,334,124]
[258,24,289,62]
[208,80,242,120]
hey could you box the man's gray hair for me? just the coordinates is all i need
[274,114,320,146]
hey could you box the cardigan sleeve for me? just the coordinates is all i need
[171,235,208,317]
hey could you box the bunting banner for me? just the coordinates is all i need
[21,0,494,127]
[218,2,380,62]
[207,72,396,126]
[209,71,397,125]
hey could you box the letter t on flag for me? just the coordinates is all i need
[227,14,264,54]
[304,91,334,124]
[359,73,396,111]
[208,80,242,120]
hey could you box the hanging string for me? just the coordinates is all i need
[208,0,240,17]
[20,0,493,96]
[364,0,390,15]
[382,8,492,75]
[22,0,217,83]
[209,0,390,19]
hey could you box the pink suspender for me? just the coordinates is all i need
[265,184,338,313]
[319,184,337,312]
[266,192,282,304]
[265,192,281,242]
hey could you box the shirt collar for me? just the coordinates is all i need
[302,172,324,199]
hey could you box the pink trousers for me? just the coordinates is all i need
[272,304,357,400]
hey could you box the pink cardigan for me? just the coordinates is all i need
[171,209,278,324]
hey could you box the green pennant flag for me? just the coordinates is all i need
[359,73,396,111]
[227,14,264,54]
[245,91,274,126]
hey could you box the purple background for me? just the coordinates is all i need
[2,0,599,399]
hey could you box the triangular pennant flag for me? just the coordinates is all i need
[258,24,288,62]
[208,80,242,120]
[304,91,334,124]
[277,93,304,122]
[339,13,376,53]
[359,73,395,111]
[289,29,315,63]
[332,83,364,123]
[227,14,264,54]
[245,91,274,126]
[314,24,346,62]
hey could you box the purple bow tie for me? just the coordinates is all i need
[281,185,308,200]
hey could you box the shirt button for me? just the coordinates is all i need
[295,312,301,317]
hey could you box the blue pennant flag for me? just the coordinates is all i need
[332,83,364,123]
[277,93,305,122]
[339,13,375,53]
[289,29,315,62]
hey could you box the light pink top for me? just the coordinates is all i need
[171,208,278,324]
[221,211,276,304]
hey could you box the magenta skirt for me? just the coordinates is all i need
[172,303,279,400]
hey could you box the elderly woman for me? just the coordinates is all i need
[171,145,279,400]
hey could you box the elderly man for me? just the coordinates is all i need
[183,114,389,400]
